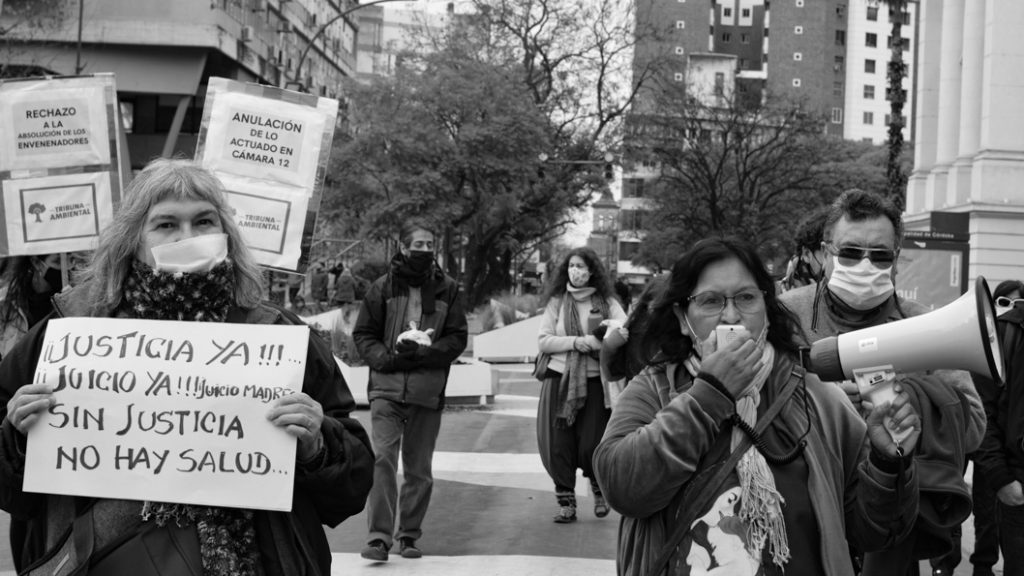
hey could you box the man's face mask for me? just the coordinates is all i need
[827,256,895,311]
[406,250,434,274]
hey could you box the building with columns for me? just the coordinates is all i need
[906,0,1024,284]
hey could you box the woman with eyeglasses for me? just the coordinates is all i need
[593,237,921,576]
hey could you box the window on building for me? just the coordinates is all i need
[722,32,732,42]
[889,9,911,25]
[863,111,874,125]
[714,72,725,95]
[674,72,684,82]
[739,58,749,69]
[764,28,769,37]
[866,32,877,47]
[865,59,876,73]
[795,25,804,34]
[676,20,685,29]
[763,53,769,63]
[837,4,845,19]
[833,80,844,97]
[742,8,751,17]
[831,107,843,124]
[890,37,911,51]
[792,78,802,87]
[867,6,878,21]
[794,52,802,61]
[741,33,750,43]
[835,30,846,46]
[864,84,875,99]
[834,55,845,72]
[724,7,732,17]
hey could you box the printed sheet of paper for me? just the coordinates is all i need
[24,318,310,511]
[2,172,113,255]
[220,174,310,269]
[195,78,338,271]
[200,91,327,191]
[0,82,110,172]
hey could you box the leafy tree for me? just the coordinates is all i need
[883,0,909,211]
[0,0,72,78]
[323,0,666,306]
[627,92,886,269]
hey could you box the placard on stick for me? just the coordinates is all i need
[0,74,123,256]
[24,318,309,511]
[195,78,338,272]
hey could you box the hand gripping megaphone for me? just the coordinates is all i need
[808,276,1004,439]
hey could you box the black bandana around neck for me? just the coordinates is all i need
[121,259,234,322]
[390,251,437,314]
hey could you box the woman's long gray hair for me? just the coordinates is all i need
[83,159,264,312]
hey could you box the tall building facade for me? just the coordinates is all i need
[1,0,360,169]
[906,0,1024,284]
[634,0,917,142]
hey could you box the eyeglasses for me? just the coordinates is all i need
[824,243,897,269]
[996,296,1024,308]
[687,290,765,315]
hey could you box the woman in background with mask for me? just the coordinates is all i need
[0,159,373,575]
[594,237,921,576]
[0,252,64,572]
[536,247,626,523]
[0,254,63,358]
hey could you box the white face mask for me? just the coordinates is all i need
[568,268,591,287]
[827,256,894,311]
[150,233,228,273]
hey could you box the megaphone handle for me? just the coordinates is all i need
[854,372,914,446]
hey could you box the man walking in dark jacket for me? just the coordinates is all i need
[353,219,468,562]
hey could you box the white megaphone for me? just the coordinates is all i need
[808,276,1004,441]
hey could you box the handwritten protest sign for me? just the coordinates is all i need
[24,318,310,511]
[0,74,123,256]
[196,78,337,271]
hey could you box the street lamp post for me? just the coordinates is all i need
[289,0,412,91]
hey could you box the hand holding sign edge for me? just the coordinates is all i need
[266,391,324,461]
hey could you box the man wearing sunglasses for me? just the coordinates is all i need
[780,189,985,576]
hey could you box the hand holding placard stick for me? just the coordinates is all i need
[20,317,310,511]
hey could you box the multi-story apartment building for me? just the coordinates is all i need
[616,0,919,283]
[354,3,449,80]
[1,0,360,169]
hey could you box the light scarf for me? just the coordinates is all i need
[684,328,791,568]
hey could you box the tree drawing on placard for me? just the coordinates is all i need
[28,203,46,223]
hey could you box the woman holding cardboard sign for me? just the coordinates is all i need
[0,159,374,576]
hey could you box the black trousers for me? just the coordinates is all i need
[536,371,610,497]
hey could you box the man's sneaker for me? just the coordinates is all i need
[594,493,610,518]
[360,539,389,562]
[399,537,422,559]
[553,505,577,523]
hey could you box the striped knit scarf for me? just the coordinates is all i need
[556,285,609,426]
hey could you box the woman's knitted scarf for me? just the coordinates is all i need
[684,337,790,568]
[556,284,609,426]
[123,259,260,575]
